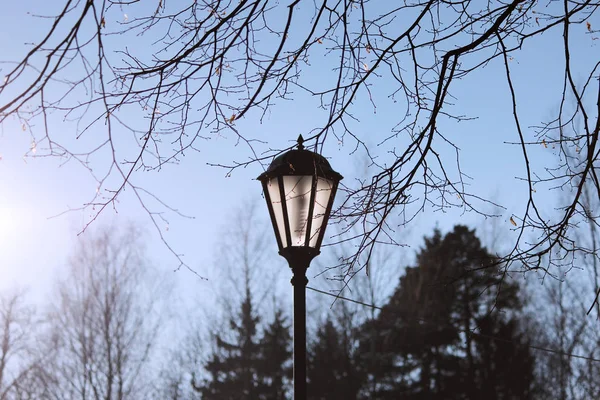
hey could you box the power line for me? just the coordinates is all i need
[306,285,600,364]
[308,285,383,311]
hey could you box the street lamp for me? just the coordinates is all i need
[257,135,343,400]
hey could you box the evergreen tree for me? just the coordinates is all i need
[358,225,536,399]
[257,309,293,399]
[307,319,362,400]
[472,316,537,400]
[193,288,292,400]
[193,285,262,399]
[358,262,461,399]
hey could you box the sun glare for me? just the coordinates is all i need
[0,207,20,250]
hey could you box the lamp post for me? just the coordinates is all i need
[257,135,343,400]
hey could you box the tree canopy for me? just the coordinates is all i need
[4,222,600,398]
[355,225,537,399]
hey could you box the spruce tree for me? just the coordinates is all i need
[307,319,362,400]
[193,285,262,399]
[193,290,293,399]
[472,316,537,400]
[257,309,293,399]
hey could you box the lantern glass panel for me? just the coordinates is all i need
[309,177,334,247]
[266,177,288,247]
[282,175,313,246]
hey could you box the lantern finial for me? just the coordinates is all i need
[297,135,305,150]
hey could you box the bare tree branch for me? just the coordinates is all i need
[1,0,599,279]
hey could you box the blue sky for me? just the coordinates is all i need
[0,1,598,311]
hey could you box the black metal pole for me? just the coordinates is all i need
[291,263,308,400]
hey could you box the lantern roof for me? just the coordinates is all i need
[257,135,343,182]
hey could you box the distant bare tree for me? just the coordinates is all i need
[151,343,203,400]
[216,202,277,314]
[0,1,599,279]
[522,119,600,399]
[534,277,586,400]
[45,225,167,400]
[0,290,51,400]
